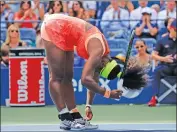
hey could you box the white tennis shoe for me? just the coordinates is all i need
[75,118,98,130]
[60,119,85,130]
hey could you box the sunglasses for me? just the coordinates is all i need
[135,45,144,49]
[10,30,19,33]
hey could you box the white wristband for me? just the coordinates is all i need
[85,104,92,108]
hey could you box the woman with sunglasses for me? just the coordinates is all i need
[2,24,26,48]
[41,14,148,130]
[1,24,26,67]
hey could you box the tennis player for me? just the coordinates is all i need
[41,14,147,130]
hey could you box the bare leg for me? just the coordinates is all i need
[43,39,77,112]
[43,39,67,111]
[60,51,77,111]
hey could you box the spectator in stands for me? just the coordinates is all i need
[160,0,166,11]
[61,1,68,14]
[101,0,129,38]
[106,0,134,12]
[0,1,14,29]
[151,4,160,14]
[134,39,152,71]
[83,7,96,26]
[0,44,9,67]
[14,1,38,29]
[83,10,91,21]
[46,1,66,15]
[118,0,134,12]
[161,18,175,37]
[68,8,74,17]
[83,1,97,19]
[71,1,85,19]
[31,0,45,20]
[135,7,158,39]
[130,0,157,30]
[2,24,26,48]
[158,0,176,30]
[148,19,177,107]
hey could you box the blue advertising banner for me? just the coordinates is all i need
[1,67,154,106]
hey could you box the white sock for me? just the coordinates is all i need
[59,108,69,115]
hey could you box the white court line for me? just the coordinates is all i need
[1,122,176,126]
[1,123,176,131]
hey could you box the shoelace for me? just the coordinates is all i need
[70,121,84,128]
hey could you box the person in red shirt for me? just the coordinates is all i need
[14,1,38,29]
[41,14,148,130]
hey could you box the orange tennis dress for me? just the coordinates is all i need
[41,14,110,59]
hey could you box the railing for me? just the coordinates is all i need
[1,19,166,23]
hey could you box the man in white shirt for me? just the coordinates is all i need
[130,0,157,30]
[100,0,129,38]
[158,1,176,30]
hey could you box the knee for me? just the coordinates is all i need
[49,77,63,88]
[49,76,72,86]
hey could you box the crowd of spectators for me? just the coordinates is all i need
[1,1,176,31]
[1,0,176,62]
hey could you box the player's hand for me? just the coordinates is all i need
[110,90,123,99]
[85,106,93,121]
[163,55,174,63]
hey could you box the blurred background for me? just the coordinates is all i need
[1,0,176,126]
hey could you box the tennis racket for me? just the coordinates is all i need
[120,30,135,79]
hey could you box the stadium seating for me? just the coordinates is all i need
[103,28,130,39]
[157,28,168,40]
[20,28,36,47]
[1,40,4,46]
[107,39,128,56]
[23,40,33,47]
[1,28,6,42]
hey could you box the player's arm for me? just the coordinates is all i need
[152,40,173,63]
[86,90,96,106]
[81,38,121,99]
[85,72,99,121]
[86,72,99,106]
[81,39,106,96]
